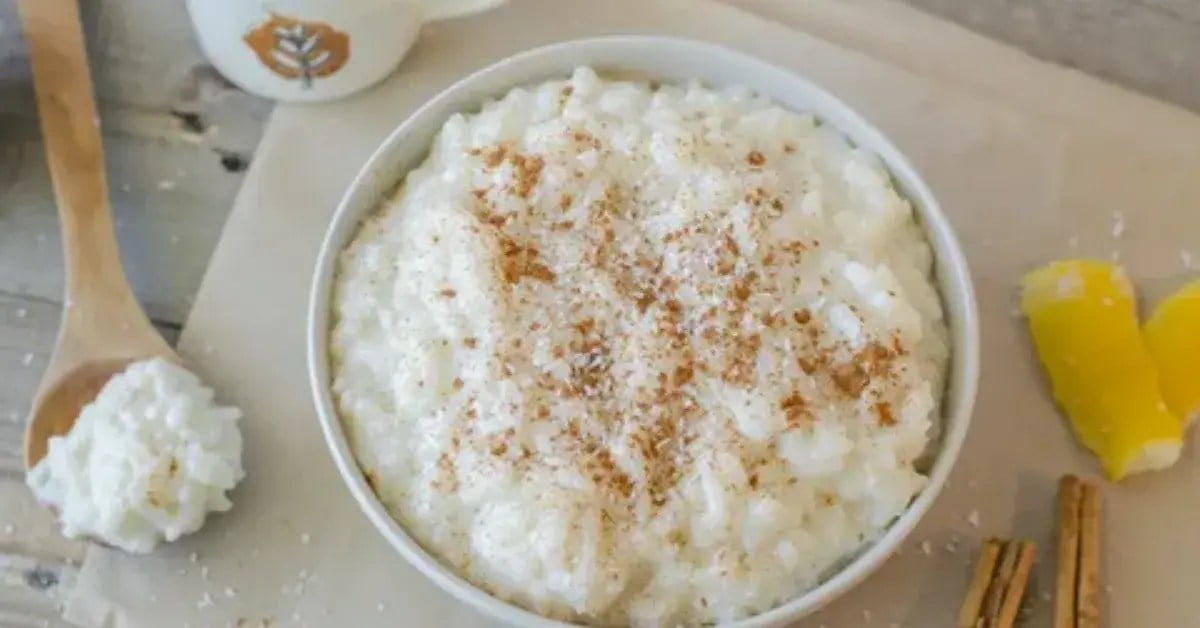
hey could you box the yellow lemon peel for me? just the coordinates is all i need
[1144,279,1200,422]
[1021,260,1182,480]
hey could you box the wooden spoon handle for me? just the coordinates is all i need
[18,0,141,332]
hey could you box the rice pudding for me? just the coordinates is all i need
[330,67,949,625]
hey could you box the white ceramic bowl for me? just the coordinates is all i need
[308,36,980,627]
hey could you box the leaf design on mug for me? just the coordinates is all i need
[243,13,350,87]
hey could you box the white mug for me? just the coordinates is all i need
[186,0,505,103]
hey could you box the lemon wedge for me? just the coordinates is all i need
[1144,279,1200,422]
[1021,260,1182,480]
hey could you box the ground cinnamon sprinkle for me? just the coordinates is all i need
[832,362,869,397]
[478,144,509,168]
[511,154,545,199]
[674,365,695,386]
[797,356,818,375]
[874,402,895,426]
[497,235,556,285]
[746,150,766,166]
[780,392,809,428]
[732,276,754,302]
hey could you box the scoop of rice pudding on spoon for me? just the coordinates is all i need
[19,0,243,553]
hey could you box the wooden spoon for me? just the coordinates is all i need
[19,0,176,469]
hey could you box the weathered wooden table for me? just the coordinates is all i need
[1,0,1197,625]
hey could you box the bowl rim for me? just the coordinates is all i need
[307,35,980,628]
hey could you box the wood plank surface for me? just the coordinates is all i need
[1,0,1198,623]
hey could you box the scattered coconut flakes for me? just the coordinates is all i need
[376,603,385,613]
[966,509,981,527]
[1111,211,1125,239]
[200,566,209,581]
[223,587,236,598]
[15,308,27,318]
[3,524,15,534]
[1182,250,1195,270]
[189,552,198,563]
[300,533,311,545]
[22,353,34,366]
[920,541,932,555]
[196,592,213,609]
[157,180,177,191]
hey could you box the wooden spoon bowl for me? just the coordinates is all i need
[19,0,178,470]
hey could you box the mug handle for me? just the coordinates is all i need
[420,0,506,21]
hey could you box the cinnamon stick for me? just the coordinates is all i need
[1055,475,1082,628]
[958,539,1002,628]
[981,540,1020,623]
[994,541,1037,628]
[1077,479,1102,628]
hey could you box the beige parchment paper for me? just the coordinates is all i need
[63,0,1200,626]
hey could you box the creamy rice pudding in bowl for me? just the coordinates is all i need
[309,37,978,627]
